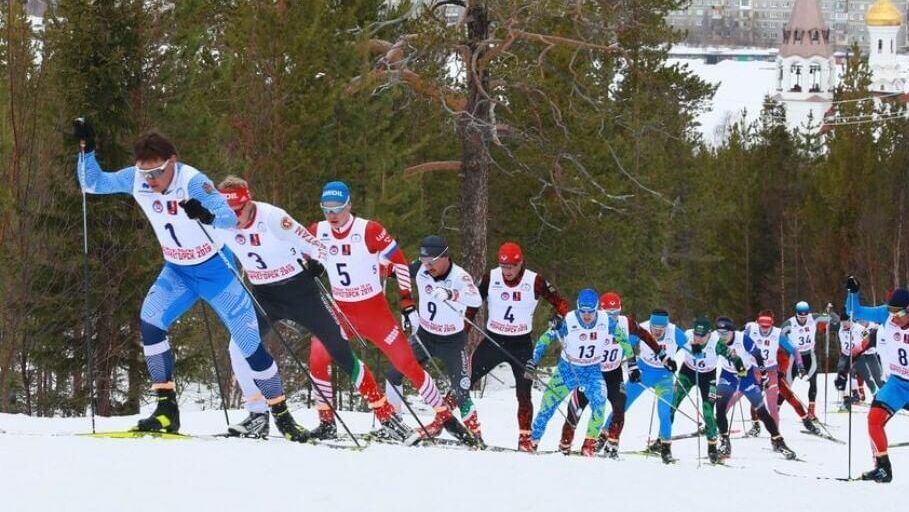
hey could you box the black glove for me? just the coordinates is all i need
[760,369,769,390]
[304,259,325,278]
[834,372,847,391]
[179,199,215,225]
[657,350,677,372]
[73,117,96,152]
[401,303,417,332]
[691,342,704,354]
[734,359,748,378]
[523,359,537,380]
[548,313,564,331]
[626,358,641,383]
[846,275,860,293]
[708,385,718,404]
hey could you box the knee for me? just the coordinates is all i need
[245,343,274,372]
[385,367,404,387]
[140,319,167,346]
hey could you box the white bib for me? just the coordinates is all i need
[560,311,611,366]
[720,331,756,373]
[220,202,304,285]
[638,321,678,369]
[838,323,867,357]
[316,218,382,302]
[745,324,783,368]
[787,315,817,353]
[133,164,221,265]
[683,329,721,373]
[486,268,539,335]
[877,318,909,380]
[416,264,478,335]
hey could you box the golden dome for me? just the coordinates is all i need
[866,0,902,27]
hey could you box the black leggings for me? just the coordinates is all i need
[252,272,355,374]
[386,328,471,410]
[469,333,533,431]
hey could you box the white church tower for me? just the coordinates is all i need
[776,0,836,101]
[866,0,904,94]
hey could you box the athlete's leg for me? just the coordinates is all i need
[139,264,199,389]
[530,361,573,443]
[604,368,627,442]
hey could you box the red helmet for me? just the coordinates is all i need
[600,292,621,311]
[498,242,523,265]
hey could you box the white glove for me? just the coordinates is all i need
[431,287,454,301]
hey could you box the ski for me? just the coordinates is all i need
[773,469,861,482]
[800,430,846,445]
[78,430,194,440]
[671,429,739,441]
[888,441,909,448]
[619,450,677,463]
[211,432,368,451]
[761,448,807,462]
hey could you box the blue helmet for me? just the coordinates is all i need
[795,301,810,315]
[577,288,599,312]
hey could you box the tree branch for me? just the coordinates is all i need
[403,161,462,177]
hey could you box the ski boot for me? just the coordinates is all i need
[839,395,852,413]
[580,438,597,457]
[227,411,270,438]
[745,421,761,438]
[463,411,486,449]
[518,432,535,452]
[135,389,180,433]
[442,413,479,447]
[271,401,311,443]
[718,434,732,458]
[707,441,720,464]
[659,441,675,464]
[309,407,338,440]
[802,416,820,435]
[861,455,893,483]
[602,439,620,460]
[559,422,576,455]
[771,436,797,460]
[646,438,661,453]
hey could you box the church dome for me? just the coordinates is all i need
[866,0,902,27]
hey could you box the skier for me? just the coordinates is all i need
[834,312,884,411]
[558,291,662,457]
[214,176,411,441]
[672,317,744,464]
[713,317,798,460]
[780,301,823,419]
[601,308,683,463]
[740,310,813,435]
[462,241,570,451]
[525,289,624,456]
[385,235,483,442]
[306,181,473,443]
[844,277,909,482]
[72,120,307,440]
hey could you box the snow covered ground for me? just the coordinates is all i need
[1,371,906,512]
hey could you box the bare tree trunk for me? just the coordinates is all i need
[458,4,491,278]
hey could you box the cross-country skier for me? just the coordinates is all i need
[834,312,884,411]
[466,241,570,451]
[525,289,626,456]
[844,277,909,482]
[306,181,473,444]
[558,292,662,458]
[385,235,483,443]
[780,301,824,418]
[214,176,411,441]
[672,317,743,464]
[602,308,683,463]
[72,120,307,440]
[713,317,798,460]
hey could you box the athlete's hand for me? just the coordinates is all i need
[834,372,847,391]
[796,364,807,379]
[303,259,325,278]
[846,275,860,293]
[708,386,718,404]
[691,342,704,354]
[760,369,770,390]
[523,359,537,380]
[73,117,95,152]
[734,360,748,378]
[431,287,454,301]
[402,309,420,335]
[657,350,677,373]
[626,358,641,383]
[179,199,215,225]
[400,301,417,331]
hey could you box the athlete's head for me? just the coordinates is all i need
[218,175,253,228]
[576,288,599,325]
[757,309,774,334]
[649,309,670,338]
[715,316,735,342]
[420,235,450,277]
[840,312,852,329]
[600,292,622,317]
[498,242,524,280]
[693,317,712,341]
[320,181,352,228]
[133,130,177,193]
[795,301,810,325]
[887,288,909,327]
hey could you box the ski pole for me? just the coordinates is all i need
[201,305,230,426]
[77,147,97,433]
[695,370,702,468]
[194,223,362,448]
